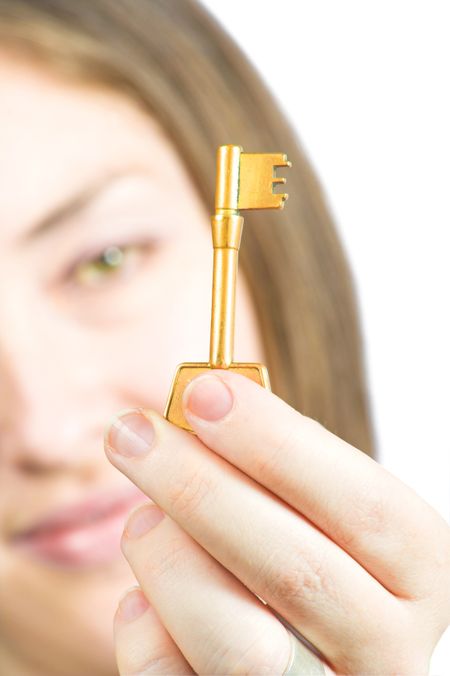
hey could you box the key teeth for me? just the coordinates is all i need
[273,193,289,209]
[273,155,292,168]
[235,151,292,210]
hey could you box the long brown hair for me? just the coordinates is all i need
[0,0,377,458]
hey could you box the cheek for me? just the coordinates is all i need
[141,230,213,365]
[92,242,213,413]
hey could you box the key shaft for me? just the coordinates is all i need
[209,213,243,367]
[163,144,291,432]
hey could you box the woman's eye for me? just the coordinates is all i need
[69,240,155,289]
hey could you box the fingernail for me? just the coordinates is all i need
[124,503,165,539]
[182,374,233,421]
[105,409,155,457]
[117,586,150,623]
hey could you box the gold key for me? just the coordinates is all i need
[164,144,291,433]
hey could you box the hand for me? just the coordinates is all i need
[104,370,450,675]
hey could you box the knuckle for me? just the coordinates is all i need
[203,638,240,674]
[133,654,184,675]
[137,535,188,584]
[205,630,288,676]
[335,483,390,551]
[144,536,188,580]
[418,523,450,616]
[120,653,184,676]
[255,546,329,610]
[254,418,298,479]
[254,413,323,482]
[232,649,289,675]
[166,466,216,520]
[433,524,450,581]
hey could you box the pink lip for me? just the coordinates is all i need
[11,486,149,569]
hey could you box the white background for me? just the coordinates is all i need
[201,1,450,673]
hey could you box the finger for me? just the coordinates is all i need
[114,585,194,675]
[104,410,410,673]
[180,370,450,600]
[120,502,334,675]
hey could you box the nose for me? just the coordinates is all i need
[0,290,103,472]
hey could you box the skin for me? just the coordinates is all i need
[1,53,449,676]
[0,54,264,676]
[106,373,450,675]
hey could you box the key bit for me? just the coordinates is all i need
[164,144,291,433]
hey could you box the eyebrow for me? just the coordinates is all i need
[20,168,149,243]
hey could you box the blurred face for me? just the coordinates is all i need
[0,54,265,676]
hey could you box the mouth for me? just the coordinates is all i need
[10,486,149,569]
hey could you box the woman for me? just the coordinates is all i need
[0,1,448,674]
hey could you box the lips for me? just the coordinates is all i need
[11,486,149,569]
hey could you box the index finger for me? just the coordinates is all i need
[181,370,450,601]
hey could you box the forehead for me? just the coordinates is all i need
[0,53,185,236]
